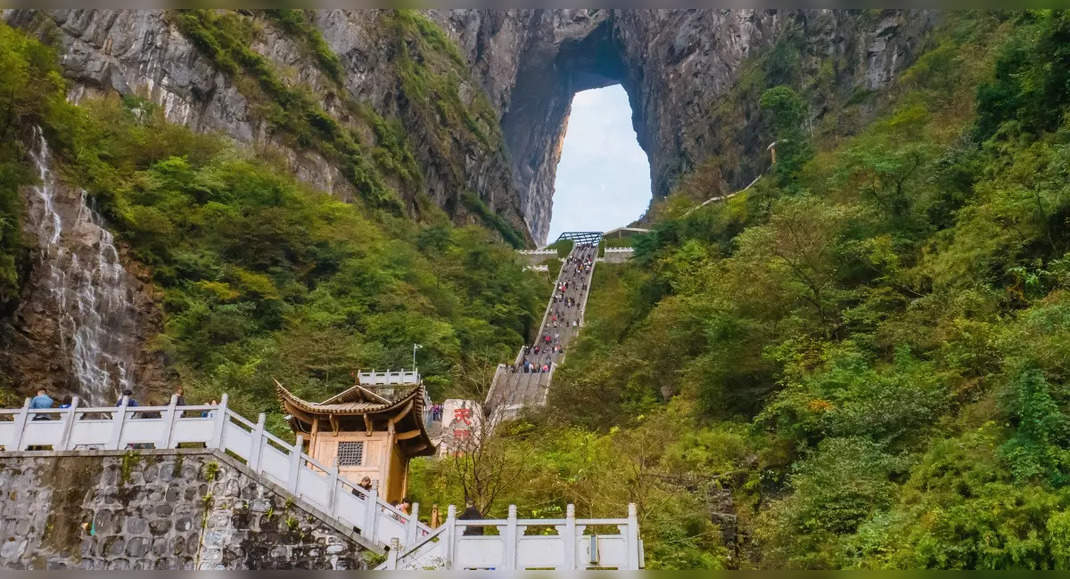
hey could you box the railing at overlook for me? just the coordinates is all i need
[357,369,420,385]
[381,504,642,570]
[0,393,642,569]
[0,393,430,553]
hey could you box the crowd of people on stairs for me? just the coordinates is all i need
[514,243,595,374]
[488,243,597,410]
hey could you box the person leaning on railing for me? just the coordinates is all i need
[459,500,484,536]
[29,388,54,420]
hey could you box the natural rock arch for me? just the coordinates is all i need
[499,15,637,245]
[437,9,936,244]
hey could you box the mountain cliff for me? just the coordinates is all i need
[7,9,933,244]
[0,8,934,406]
[7,8,1070,572]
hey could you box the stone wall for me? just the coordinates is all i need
[0,449,376,570]
[517,250,560,267]
[599,249,634,264]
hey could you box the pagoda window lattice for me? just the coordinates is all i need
[337,441,365,466]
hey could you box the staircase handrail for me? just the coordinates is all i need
[0,393,433,552]
[383,503,643,570]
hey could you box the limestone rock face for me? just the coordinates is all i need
[0,128,167,406]
[434,9,935,242]
[7,9,935,245]
[0,8,937,403]
[4,9,356,201]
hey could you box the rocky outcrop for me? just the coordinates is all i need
[434,9,936,241]
[4,10,356,202]
[0,128,167,406]
[3,9,529,242]
[7,9,935,245]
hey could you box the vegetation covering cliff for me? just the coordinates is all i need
[0,19,546,422]
[413,11,1070,569]
[4,8,1070,571]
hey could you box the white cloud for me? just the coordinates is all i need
[547,85,651,242]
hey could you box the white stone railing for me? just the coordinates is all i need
[0,394,644,569]
[381,504,643,570]
[603,247,634,253]
[0,394,432,553]
[358,369,420,385]
[517,249,557,256]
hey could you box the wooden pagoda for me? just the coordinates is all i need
[276,375,435,504]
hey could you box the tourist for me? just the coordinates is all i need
[460,500,484,536]
[174,387,186,406]
[116,389,138,407]
[29,388,53,420]
[393,498,411,516]
[352,476,374,500]
[58,395,73,409]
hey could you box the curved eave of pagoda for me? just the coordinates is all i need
[275,381,435,458]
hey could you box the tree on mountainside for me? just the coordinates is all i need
[734,196,855,338]
[446,416,530,515]
[760,85,813,188]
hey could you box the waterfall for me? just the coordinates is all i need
[25,127,138,406]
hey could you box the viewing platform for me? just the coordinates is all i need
[0,392,642,570]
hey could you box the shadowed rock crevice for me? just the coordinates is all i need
[501,16,639,244]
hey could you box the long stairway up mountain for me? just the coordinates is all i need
[486,243,597,417]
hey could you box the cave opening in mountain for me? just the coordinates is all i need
[546,85,651,242]
[499,17,653,246]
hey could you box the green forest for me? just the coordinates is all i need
[3,8,1070,570]
[0,19,546,425]
[414,11,1070,569]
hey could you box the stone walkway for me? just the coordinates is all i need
[485,244,597,413]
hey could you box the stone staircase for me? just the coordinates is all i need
[486,244,597,418]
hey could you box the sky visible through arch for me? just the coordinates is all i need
[546,85,651,244]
